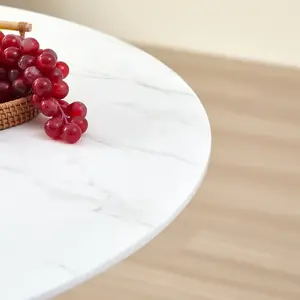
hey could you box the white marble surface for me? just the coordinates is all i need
[0,6,211,300]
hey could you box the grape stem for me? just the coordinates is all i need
[56,100,69,123]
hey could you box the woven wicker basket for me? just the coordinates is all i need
[0,21,39,130]
[0,97,39,130]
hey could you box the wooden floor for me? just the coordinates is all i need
[57,46,300,300]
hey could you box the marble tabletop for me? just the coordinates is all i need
[0,5,211,300]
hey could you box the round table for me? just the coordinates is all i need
[0,6,211,300]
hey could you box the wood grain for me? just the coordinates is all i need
[56,47,300,300]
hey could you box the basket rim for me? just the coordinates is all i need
[0,96,31,109]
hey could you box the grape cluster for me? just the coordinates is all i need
[0,31,88,144]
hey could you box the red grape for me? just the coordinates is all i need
[8,69,21,82]
[31,94,42,108]
[70,116,88,133]
[52,80,69,99]
[23,66,42,84]
[56,61,69,78]
[32,77,52,97]
[0,31,4,44]
[44,116,64,139]
[0,67,7,80]
[18,55,36,71]
[68,101,87,117]
[58,99,69,106]
[12,78,29,97]
[20,37,39,55]
[47,67,63,82]
[43,49,57,60]
[37,52,56,72]
[2,46,21,66]
[40,97,59,117]
[2,34,21,49]
[0,81,12,102]
[61,123,82,144]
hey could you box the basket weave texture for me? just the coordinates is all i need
[0,97,39,130]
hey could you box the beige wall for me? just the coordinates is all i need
[1,0,300,67]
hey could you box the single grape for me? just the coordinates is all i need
[32,77,52,97]
[70,116,88,133]
[61,123,82,144]
[0,46,3,64]
[56,61,69,78]
[2,34,21,49]
[0,81,12,102]
[8,69,21,82]
[18,55,36,71]
[36,52,56,72]
[23,66,42,84]
[47,67,63,82]
[52,80,69,99]
[40,98,59,117]
[2,46,21,66]
[44,116,64,140]
[58,99,69,105]
[0,31,4,44]
[30,94,42,108]
[20,37,39,55]
[0,67,7,80]
[43,49,57,60]
[12,78,29,97]
[68,101,87,117]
